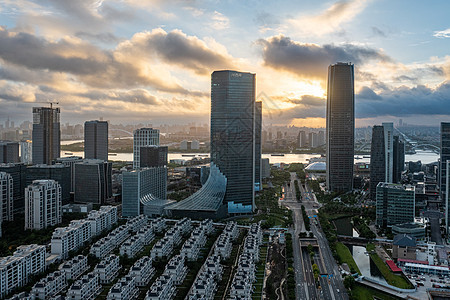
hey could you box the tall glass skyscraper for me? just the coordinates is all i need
[326,62,355,192]
[211,70,256,213]
[370,123,394,200]
[32,107,60,165]
[84,120,108,161]
[254,101,262,191]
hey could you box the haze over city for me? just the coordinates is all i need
[1,0,450,126]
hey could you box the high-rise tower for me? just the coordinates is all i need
[211,70,256,213]
[84,120,108,161]
[326,62,355,192]
[32,107,60,164]
[133,128,160,169]
[370,123,394,200]
[254,101,262,191]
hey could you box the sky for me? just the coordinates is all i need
[0,0,450,127]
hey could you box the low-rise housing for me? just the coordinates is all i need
[66,272,102,300]
[128,256,154,287]
[51,219,91,259]
[59,255,88,281]
[145,274,175,300]
[31,271,66,299]
[109,225,131,247]
[94,255,120,284]
[106,275,139,300]
[149,217,166,233]
[120,235,144,258]
[137,224,155,245]
[151,237,173,259]
[90,236,115,259]
[126,215,148,233]
[87,206,118,236]
[163,255,187,285]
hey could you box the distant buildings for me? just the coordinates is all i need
[25,180,62,230]
[440,122,450,216]
[376,183,415,228]
[0,244,47,298]
[309,132,318,148]
[32,107,60,165]
[0,141,19,163]
[180,140,200,150]
[84,120,108,161]
[326,62,355,192]
[261,158,270,179]
[297,131,307,148]
[393,135,405,183]
[19,140,32,165]
[133,128,160,169]
[74,159,112,204]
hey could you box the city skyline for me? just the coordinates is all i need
[0,1,449,127]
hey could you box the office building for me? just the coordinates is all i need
[309,132,319,148]
[32,107,60,165]
[0,244,46,298]
[255,101,262,191]
[84,120,108,161]
[261,158,270,179]
[74,159,112,204]
[326,62,355,192]
[318,131,325,146]
[20,140,32,164]
[440,122,450,205]
[210,70,256,213]
[27,164,71,204]
[55,156,83,193]
[122,167,167,217]
[297,131,307,148]
[0,163,26,213]
[393,136,405,183]
[370,123,394,200]
[133,128,159,169]
[0,141,19,163]
[0,172,13,223]
[140,146,168,168]
[25,180,62,230]
[376,183,415,228]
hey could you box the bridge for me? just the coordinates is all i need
[410,143,440,154]
[110,128,133,136]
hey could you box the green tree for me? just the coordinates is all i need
[344,275,355,290]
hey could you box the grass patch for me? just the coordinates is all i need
[350,282,402,300]
[335,243,361,275]
[366,244,413,289]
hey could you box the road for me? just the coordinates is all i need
[282,172,308,299]
[302,248,318,299]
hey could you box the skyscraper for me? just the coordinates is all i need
[133,128,160,169]
[26,164,71,204]
[210,70,256,213]
[370,123,394,200]
[298,131,307,148]
[440,122,450,204]
[0,172,13,223]
[326,62,355,192]
[0,163,27,213]
[74,160,112,204]
[32,107,60,165]
[84,120,108,161]
[376,183,415,228]
[25,180,62,230]
[0,141,19,163]
[254,101,262,191]
[139,146,168,168]
[393,136,405,183]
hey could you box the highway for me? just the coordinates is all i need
[302,248,318,299]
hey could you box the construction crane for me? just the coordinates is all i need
[34,101,59,109]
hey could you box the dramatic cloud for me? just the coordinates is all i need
[288,0,369,36]
[258,35,390,79]
[434,28,450,38]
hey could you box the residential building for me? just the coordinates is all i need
[94,255,120,284]
[51,219,92,259]
[120,236,144,258]
[0,244,46,298]
[87,205,118,236]
[0,172,13,225]
[376,183,415,228]
[133,128,159,169]
[26,164,71,204]
[59,255,88,281]
[297,131,307,148]
[309,132,318,148]
[151,237,173,259]
[128,256,154,287]
[31,271,66,299]
[392,234,417,260]
[318,131,325,146]
[91,237,115,259]
[180,140,200,150]
[84,120,108,161]
[66,272,102,300]
[25,180,62,230]
[32,107,60,165]
[0,141,19,163]
[145,274,175,300]
[20,140,32,165]
[106,275,138,300]
[326,62,355,192]
[163,255,187,285]
[74,159,112,204]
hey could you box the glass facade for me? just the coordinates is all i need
[32,107,60,165]
[84,120,108,161]
[254,101,262,192]
[376,183,415,227]
[211,70,255,213]
[326,63,355,192]
[133,128,160,169]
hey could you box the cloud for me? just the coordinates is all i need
[210,11,230,30]
[288,0,369,36]
[75,31,121,44]
[434,28,450,38]
[371,26,386,38]
[78,89,161,105]
[283,95,325,107]
[257,35,390,79]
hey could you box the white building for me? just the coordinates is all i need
[133,128,160,169]
[224,222,239,241]
[137,224,155,246]
[188,254,223,300]
[51,219,91,259]
[20,140,32,165]
[109,225,131,247]
[128,256,154,287]
[91,236,115,259]
[87,206,118,236]
[66,272,102,300]
[163,255,187,285]
[25,180,62,230]
[120,235,144,258]
[145,274,175,300]
[94,255,120,284]
[59,255,88,281]
[0,244,46,298]
[149,217,166,233]
[31,270,66,299]
[151,237,173,259]
[126,215,148,233]
[214,233,233,260]
[106,275,138,300]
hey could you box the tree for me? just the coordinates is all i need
[312,263,320,281]
[344,275,355,290]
